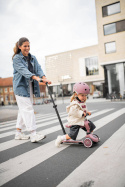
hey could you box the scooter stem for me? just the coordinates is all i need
[46,82,66,135]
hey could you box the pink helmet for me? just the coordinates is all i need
[73,82,90,94]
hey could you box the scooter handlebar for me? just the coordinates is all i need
[39,79,48,85]
[83,113,90,117]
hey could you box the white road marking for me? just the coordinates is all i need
[57,123,125,187]
[0,108,124,186]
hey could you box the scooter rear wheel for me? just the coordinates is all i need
[83,138,93,148]
[92,134,100,142]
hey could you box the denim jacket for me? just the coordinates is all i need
[13,51,45,97]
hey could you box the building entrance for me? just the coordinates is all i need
[104,63,125,98]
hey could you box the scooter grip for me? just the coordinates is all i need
[82,113,89,117]
[39,79,48,85]
[39,79,43,82]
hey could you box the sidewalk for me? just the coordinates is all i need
[55,96,110,104]
[0,105,18,122]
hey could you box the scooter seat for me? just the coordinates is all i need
[65,124,71,128]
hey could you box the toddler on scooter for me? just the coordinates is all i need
[55,82,96,147]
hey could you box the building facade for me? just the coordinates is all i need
[45,0,125,98]
[0,77,47,105]
[96,0,125,97]
[0,77,16,105]
[45,45,104,97]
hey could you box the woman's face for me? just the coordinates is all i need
[19,41,30,56]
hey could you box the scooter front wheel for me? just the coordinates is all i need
[83,138,93,148]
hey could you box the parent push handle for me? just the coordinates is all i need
[40,80,66,135]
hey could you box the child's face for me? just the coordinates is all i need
[78,93,87,102]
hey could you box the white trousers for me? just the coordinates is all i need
[15,82,36,131]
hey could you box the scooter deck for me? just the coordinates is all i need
[62,139,84,144]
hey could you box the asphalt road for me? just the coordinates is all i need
[0,100,125,187]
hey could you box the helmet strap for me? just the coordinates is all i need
[76,96,81,102]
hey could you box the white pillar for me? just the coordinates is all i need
[116,63,124,97]
[107,69,112,94]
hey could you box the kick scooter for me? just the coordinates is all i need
[41,80,100,148]
[62,113,100,148]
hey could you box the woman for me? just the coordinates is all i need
[12,37,51,143]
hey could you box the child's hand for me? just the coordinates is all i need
[87,111,91,116]
[83,112,86,117]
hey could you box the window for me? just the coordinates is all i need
[104,23,116,35]
[105,42,116,54]
[116,20,125,32]
[10,95,13,101]
[9,87,13,92]
[102,2,120,17]
[0,88,3,93]
[4,88,8,93]
[5,95,8,101]
[85,57,99,76]
[104,20,125,35]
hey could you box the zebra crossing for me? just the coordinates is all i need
[0,107,125,187]
[57,123,125,187]
[0,109,113,151]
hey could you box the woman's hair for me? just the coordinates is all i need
[70,92,76,102]
[12,37,29,59]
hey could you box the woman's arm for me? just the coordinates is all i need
[13,56,35,79]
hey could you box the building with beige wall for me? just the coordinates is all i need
[45,0,125,98]
[96,0,125,63]
[96,0,125,97]
[45,45,104,97]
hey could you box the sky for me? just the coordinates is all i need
[0,0,98,78]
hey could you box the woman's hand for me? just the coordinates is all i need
[32,76,51,84]
[87,111,91,116]
[32,76,41,82]
[42,78,51,85]
[41,76,52,84]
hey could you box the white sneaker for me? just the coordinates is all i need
[15,133,30,140]
[30,133,46,143]
[55,136,63,147]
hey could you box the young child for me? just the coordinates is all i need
[55,82,96,147]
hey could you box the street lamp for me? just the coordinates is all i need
[60,83,64,104]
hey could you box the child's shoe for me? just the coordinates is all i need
[55,136,63,147]
[30,133,46,143]
[15,132,30,140]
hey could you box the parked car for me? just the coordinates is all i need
[93,91,101,99]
